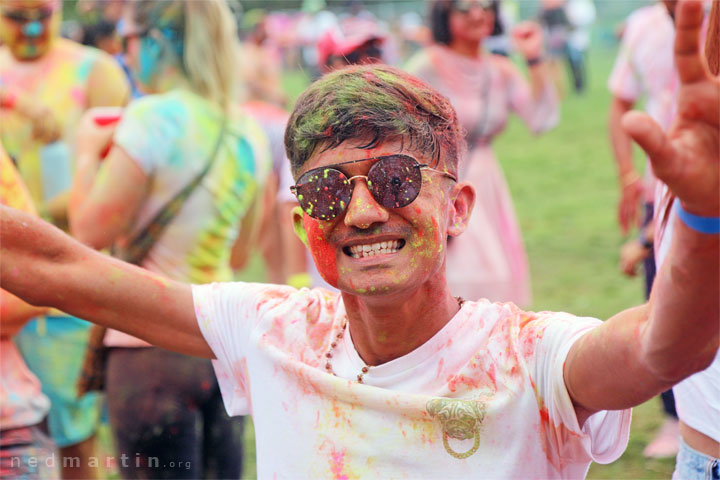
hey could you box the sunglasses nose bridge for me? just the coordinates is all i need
[343,175,389,229]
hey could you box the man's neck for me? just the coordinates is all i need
[342,277,461,366]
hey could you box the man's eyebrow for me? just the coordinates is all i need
[322,154,402,170]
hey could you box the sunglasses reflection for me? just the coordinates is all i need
[291,154,456,221]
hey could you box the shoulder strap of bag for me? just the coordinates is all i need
[119,117,227,265]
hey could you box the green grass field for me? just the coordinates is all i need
[234,49,676,479]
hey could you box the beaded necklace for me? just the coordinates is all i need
[324,297,466,383]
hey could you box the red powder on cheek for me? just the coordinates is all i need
[431,216,441,247]
[303,216,339,286]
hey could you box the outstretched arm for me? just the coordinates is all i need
[564,0,719,425]
[0,206,212,358]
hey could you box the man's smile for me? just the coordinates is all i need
[343,239,406,259]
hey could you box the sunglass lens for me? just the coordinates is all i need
[295,168,351,220]
[368,155,422,209]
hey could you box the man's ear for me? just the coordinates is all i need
[291,206,309,247]
[447,182,475,237]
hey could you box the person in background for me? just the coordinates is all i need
[81,19,121,56]
[406,0,559,307]
[538,0,569,95]
[0,146,57,480]
[564,0,595,94]
[239,100,290,285]
[295,0,340,78]
[0,0,129,477]
[316,20,385,72]
[484,0,518,57]
[237,8,287,107]
[75,0,142,99]
[235,9,291,285]
[607,0,683,458]
[68,0,270,477]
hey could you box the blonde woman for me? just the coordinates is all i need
[69,0,269,477]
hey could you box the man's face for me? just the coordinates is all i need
[294,139,463,297]
[0,0,60,60]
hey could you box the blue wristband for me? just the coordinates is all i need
[676,203,720,234]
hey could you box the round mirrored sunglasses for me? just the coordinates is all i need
[290,154,457,221]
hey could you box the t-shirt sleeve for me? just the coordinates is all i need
[524,312,632,466]
[113,97,181,174]
[192,281,295,416]
[607,18,641,101]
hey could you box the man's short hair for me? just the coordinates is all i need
[284,64,464,177]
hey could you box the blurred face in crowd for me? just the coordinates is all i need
[0,0,60,60]
[449,0,494,45]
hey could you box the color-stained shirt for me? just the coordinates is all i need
[105,89,270,347]
[194,282,631,479]
[0,38,128,211]
[0,153,51,430]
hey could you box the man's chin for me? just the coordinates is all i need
[337,272,414,297]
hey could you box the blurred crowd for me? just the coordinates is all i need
[0,0,717,479]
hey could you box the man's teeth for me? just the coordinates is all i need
[349,240,402,258]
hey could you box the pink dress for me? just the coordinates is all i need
[406,45,559,306]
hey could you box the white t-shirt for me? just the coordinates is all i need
[193,283,631,478]
[655,185,720,443]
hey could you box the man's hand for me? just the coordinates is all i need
[13,94,61,144]
[75,108,120,160]
[622,0,719,216]
[618,174,643,235]
[619,238,650,277]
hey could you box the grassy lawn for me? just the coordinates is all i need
[234,48,674,479]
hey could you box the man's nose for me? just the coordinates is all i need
[344,179,389,229]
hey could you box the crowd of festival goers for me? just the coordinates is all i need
[0,0,717,478]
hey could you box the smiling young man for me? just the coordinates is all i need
[1,0,718,477]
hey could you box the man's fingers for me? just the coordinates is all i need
[675,0,707,84]
[622,111,676,176]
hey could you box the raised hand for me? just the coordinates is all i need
[623,0,719,217]
[511,22,544,60]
